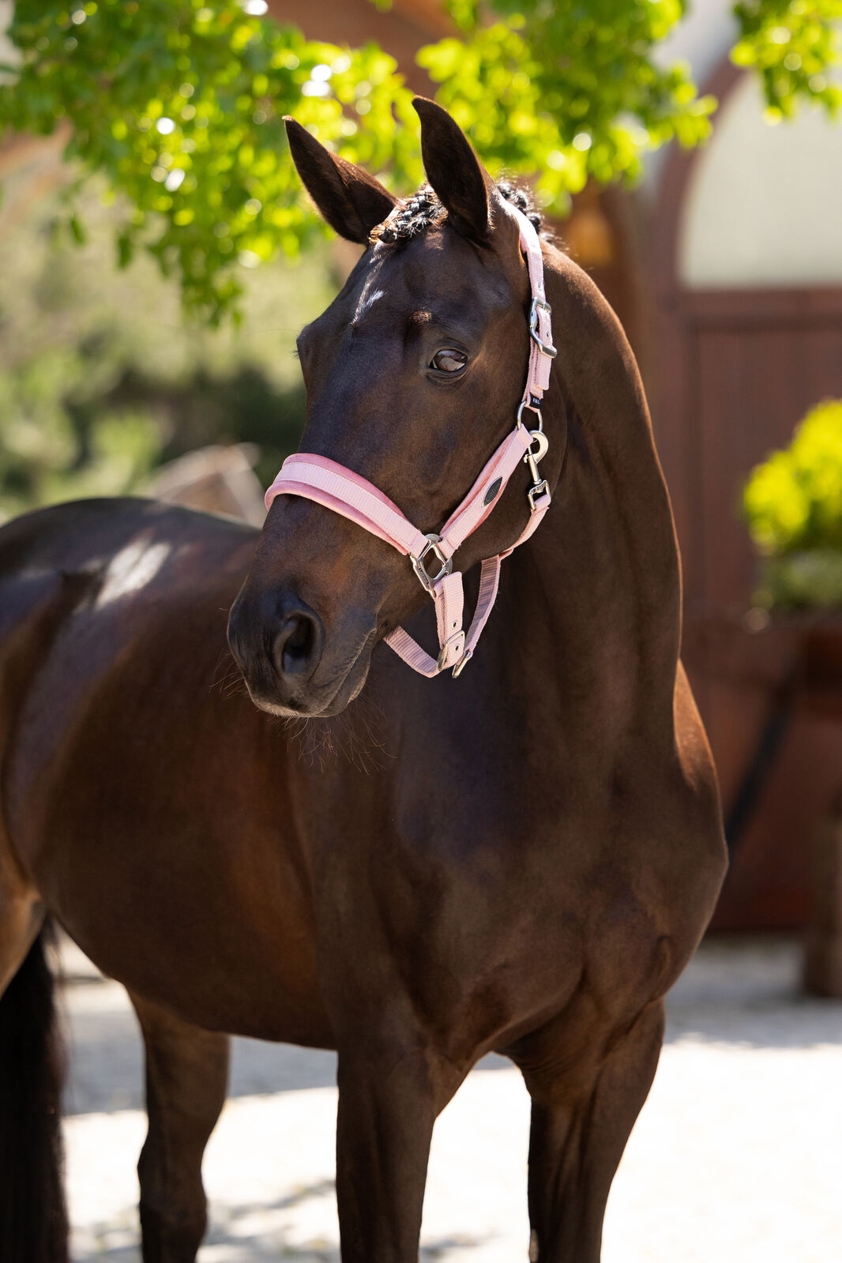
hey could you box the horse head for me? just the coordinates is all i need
[228,100,567,718]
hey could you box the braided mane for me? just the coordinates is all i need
[371,180,542,245]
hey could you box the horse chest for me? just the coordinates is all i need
[307,769,608,1038]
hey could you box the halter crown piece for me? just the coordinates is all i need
[264,201,556,679]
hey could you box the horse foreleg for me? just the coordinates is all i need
[129,991,230,1263]
[515,1000,664,1263]
[335,1025,464,1263]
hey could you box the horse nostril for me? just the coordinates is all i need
[272,602,324,681]
[285,616,313,659]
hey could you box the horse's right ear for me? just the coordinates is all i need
[284,118,398,244]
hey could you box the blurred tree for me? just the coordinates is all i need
[424,0,841,208]
[0,177,333,516]
[0,0,839,320]
[0,0,420,320]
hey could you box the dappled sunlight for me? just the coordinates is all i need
[94,536,171,608]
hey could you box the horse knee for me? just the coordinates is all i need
[516,1002,665,1263]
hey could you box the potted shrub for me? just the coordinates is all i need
[743,398,842,611]
[745,400,842,996]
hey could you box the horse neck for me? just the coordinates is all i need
[496,250,681,748]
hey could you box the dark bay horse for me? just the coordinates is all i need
[0,99,726,1263]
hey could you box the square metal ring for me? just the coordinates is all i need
[411,534,452,593]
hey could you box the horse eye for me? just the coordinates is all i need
[430,348,467,374]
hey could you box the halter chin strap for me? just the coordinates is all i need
[264,200,556,678]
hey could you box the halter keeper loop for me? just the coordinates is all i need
[529,298,557,358]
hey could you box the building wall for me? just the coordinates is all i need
[643,0,736,192]
[645,34,842,929]
[680,74,842,287]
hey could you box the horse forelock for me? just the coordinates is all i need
[369,180,542,246]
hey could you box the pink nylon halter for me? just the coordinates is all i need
[264,200,556,678]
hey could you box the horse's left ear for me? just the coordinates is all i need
[412,97,494,243]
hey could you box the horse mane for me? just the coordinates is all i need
[371,180,542,244]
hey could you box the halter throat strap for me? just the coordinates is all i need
[264,200,556,678]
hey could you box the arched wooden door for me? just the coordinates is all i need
[649,61,842,928]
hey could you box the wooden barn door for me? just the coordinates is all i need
[649,61,842,929]
[684,292,842,928]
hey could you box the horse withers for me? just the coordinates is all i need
[0,100,726,1263]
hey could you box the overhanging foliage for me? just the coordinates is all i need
[1,0,839,320]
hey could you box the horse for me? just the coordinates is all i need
[0,98,726,1263]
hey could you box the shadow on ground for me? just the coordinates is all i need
[73,1182,484,1263]
[61,935,842,1118]
[663,935,842,1049]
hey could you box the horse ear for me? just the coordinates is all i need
[283,117,399,245]
[412,97,493,243]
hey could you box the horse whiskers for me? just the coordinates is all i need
[281,694,393,774]
[283,713,335,772]
[210,649,236,691]
[213,625,393,769]
[210,651,250,700]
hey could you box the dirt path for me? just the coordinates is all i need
[61,937,842,1262]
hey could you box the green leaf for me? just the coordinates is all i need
[0,1,417,321]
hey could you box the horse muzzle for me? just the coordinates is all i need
[227,584,375,718]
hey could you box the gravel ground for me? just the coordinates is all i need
[59,936,842,1262]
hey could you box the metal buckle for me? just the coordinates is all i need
[411,534,452,594]
[529,298,557,359]
[436,629,466,673]
[451,648,472,678]
[527,480,551,513]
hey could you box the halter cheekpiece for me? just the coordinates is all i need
[264,201,556,679]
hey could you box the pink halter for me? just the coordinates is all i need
[264,200,556,678]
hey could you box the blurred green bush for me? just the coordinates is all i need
[743,399,842,609]
[0,178,336,519]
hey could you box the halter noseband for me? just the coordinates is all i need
[263,201,556,679]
